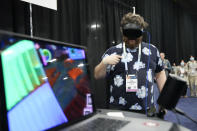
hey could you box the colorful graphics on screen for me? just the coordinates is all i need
[0,36,93,130]
[67,47,85,60]
[8,83,68,131]
[1,39,68,131]
[1,40,46,110]
[39,48,52,66]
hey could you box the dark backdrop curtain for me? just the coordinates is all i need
[0,0,30,33]
[137,0,197,64]
[0,0,197,108]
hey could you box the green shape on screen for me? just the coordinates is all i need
[1,40,46,110]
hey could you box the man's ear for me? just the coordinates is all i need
[122,36,126,42]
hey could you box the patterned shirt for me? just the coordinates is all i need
[102,42,164,111]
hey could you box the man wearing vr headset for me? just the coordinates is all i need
[94,12,166,115]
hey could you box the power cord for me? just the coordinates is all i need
[172,108,197,125]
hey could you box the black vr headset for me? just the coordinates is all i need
[122,23,143,40]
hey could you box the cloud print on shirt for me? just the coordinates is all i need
[114,75,124,87]
[133,61,145,71]
[142,47,151,56]
[119,97,127,105]
[130,103,142,110]
[121,53,133,63]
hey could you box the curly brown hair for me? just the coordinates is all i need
[121,12,148,29]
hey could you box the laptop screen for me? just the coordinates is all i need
[0,30,94,131]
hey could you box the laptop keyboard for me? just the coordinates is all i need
[68,117,130,131]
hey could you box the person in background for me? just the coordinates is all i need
[177,60,188,97]
[160,52,172,78]
[171,63,177,75]
[94,12,166,116]
[186,56,197,97]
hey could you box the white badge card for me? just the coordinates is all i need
[126,75,138,92]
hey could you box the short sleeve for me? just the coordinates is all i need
[101,48,116,60]
[101,47,117,74]
[102,53,111,73]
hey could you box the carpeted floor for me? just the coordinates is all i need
[164,97,197,131]
[154,85,197,131]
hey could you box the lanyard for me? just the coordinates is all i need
[123,42,142,75]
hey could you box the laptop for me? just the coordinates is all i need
[0,30,132,131]
[0,30,190,131]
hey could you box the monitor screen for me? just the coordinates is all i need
[0,31,93,131]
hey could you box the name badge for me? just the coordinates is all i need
[126,75,138,92]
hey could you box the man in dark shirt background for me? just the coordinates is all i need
[160,52,172,78]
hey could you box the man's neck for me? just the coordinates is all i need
[126,42,141,50]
